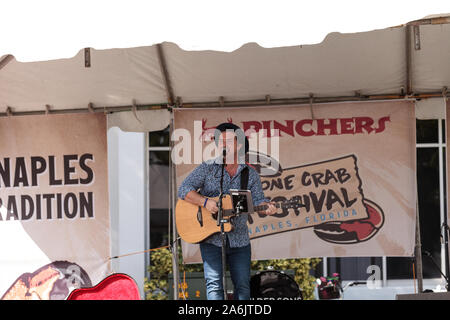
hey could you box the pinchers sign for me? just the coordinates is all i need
[249,154,385,245]
[199,116,391,141]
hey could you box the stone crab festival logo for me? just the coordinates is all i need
[250,152,385,244]
[195,118,386,245]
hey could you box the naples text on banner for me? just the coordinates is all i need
[0,113,110,300]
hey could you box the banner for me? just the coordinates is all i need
[0,113,110,299]
[174,100,416,262]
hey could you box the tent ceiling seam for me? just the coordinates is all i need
[406,25,413,95]
[0,54,14,71]
[156,43,176,106]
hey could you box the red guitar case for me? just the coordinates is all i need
[66,273,141,300]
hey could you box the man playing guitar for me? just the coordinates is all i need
[178,122,276,300]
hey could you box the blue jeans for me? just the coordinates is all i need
[199,240,251,300]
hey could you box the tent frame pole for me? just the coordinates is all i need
[406,20,424,292]
[168,116,180,300]
[2,91,450,117]
[415,198,424,293]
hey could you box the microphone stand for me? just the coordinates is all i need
[217,148,228,300]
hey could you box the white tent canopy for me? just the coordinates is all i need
[1,14,450,131]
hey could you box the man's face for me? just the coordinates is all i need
[217,131,243,163]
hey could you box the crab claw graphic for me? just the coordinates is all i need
[313,199,385,244]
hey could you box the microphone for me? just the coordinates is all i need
[220,148,227,166]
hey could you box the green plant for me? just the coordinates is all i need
[144,245,321,300]
[144,246,203,300]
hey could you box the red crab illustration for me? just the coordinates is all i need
[313,199,385,244]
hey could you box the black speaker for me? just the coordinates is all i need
[250,271,302,300]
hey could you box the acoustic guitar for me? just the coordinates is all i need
[175,194,303,244]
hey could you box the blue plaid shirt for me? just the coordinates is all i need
[178,158,269,248]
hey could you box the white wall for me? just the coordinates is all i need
[108,127,148,299]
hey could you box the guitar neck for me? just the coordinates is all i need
[253,202,282,213]
[223,202,282,216]
[220,198,302,217]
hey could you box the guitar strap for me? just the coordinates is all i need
[234,166,250,225]
[226,166,249,227]
[240,166,249,190]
